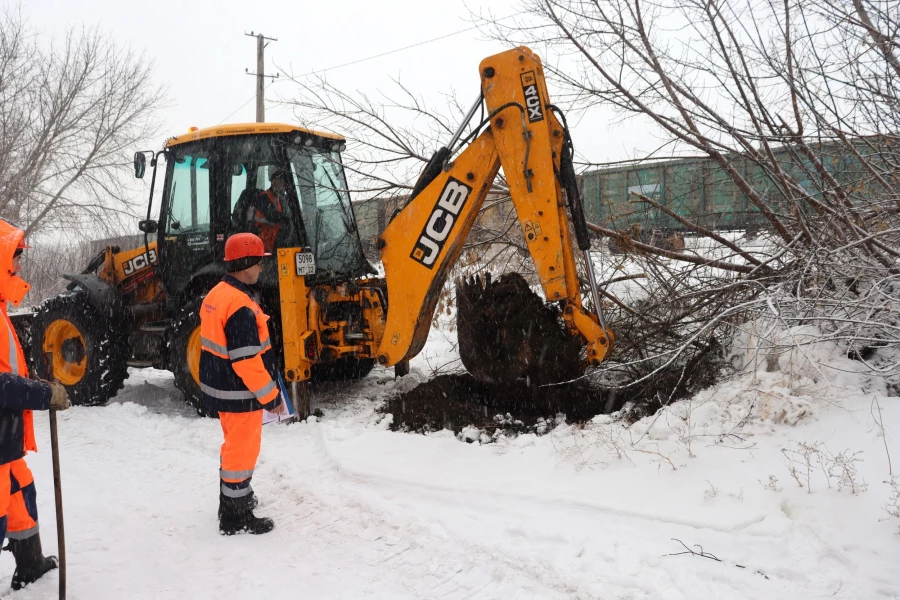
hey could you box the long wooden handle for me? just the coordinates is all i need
[49,409,65,599]
[43,352,66,600]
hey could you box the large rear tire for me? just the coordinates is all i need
[30,292,130,406]
[170,297,217,418]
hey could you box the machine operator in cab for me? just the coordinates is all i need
[234,168,292,253]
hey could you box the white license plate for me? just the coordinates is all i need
[295,252,316,276]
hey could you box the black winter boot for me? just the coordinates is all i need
[8,534,58,590]
[217,491,258,519]
[218,494,274,536]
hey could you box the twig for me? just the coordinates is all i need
[633,445,678,471]
[662,538,770,579]
[663,538,721,561]
[871,396,892,476]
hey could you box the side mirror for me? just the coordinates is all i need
[134,152,147,179]
[138,219,158,234]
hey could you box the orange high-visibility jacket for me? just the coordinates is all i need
[0,220,50,465]
[252,190,283,251]
[200,275,283,413]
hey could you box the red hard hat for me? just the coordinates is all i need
[224,233,271,262]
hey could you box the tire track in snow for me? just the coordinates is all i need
[264,419,582,598]
[304,421,858,599]
[273,421,767,600]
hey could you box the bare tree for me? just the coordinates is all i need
[19,238,100,303]
[0,8,166,239]
[467,0,900,405]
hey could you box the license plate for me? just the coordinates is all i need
[295,252,316,276]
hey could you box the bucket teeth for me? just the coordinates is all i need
[456,272,583,386]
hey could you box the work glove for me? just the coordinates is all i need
[47,381,70,411]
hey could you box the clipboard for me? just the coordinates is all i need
[262,374,297,425]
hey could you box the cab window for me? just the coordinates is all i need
[165,155,211,234]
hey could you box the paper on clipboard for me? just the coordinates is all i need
[263,374,296,425]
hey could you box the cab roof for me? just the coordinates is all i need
[165,123,345,148]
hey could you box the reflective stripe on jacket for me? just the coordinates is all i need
[199,275,282,413]
[0,220,50,465]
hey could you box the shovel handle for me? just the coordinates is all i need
[43,352,66,600]
[48,408,65,599]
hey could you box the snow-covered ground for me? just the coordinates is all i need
[4,328,900,599]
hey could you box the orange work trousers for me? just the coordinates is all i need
[0,458,40,548]
[219,411,263,499]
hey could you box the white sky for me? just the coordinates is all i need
[33,0,656,206]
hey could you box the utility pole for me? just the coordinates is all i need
[244,31,279,123]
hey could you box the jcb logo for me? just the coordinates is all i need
[410,178,472,268]
[123,249,157,276]
[520,71,544,123]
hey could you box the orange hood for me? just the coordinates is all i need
[0,219,30,306]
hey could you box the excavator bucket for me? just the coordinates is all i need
[456,273,583,386]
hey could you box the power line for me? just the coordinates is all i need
[218,78,282,125]
[218,13,520,124]
[292,23,492,79]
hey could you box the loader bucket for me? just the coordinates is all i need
[456,273,582,387]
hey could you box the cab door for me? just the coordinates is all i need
[158,153,214,298]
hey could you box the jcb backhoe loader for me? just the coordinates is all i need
[14,47,613,416]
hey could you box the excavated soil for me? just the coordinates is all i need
[456,273,582,386]
[380,373,611,439]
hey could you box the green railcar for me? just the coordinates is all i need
[583,157,767,233]
[583,140,890,234]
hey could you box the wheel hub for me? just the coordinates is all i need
[61,337,86,364]
[42,318,88,386]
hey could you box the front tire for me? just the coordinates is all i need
[170,298,217,418]
[30,292,129,406]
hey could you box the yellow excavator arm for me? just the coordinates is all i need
[375,47,613,377]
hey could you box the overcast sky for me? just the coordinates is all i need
[33,0,653,195]
[34,1,510,131]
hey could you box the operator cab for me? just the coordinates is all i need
[138,124,371,306]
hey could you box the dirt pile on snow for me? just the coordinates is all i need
[380,373,608,438]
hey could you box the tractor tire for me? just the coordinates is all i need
[311,356,376,382]
[29,292,130,406]
[170,297,217,418]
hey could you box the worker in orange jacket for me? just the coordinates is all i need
[0,218,70,590]
[200,232,285,535]
[246,168,291,252]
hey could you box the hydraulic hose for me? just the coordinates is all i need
[547,105,608,332]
